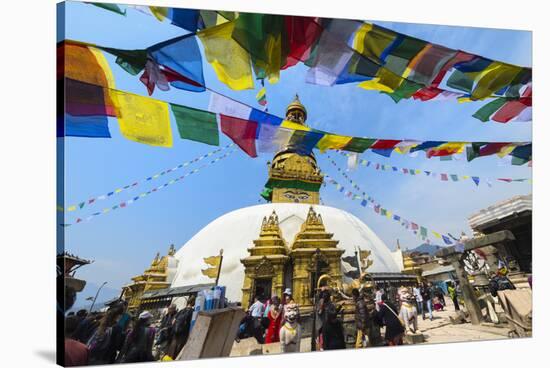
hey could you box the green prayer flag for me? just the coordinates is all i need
[450,174,459,182]
[100,47,147,76]
[90,2,126,16]
[446,70,475,93]
[420,227,428,237]
[171,104,220,146]
[384,79,422,103]
[472,98,507,122]
[343,137,376,153]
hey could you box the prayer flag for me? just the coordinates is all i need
[287,130,324,154]
[249,108,283,126]
[90,3,126,15]
[472,98,507,122]
[256,87,267,106]
[420,227,428,237]
[232,13,287,82]
[317,134,353,152]
[61,41,115,88]
[169,8,200,31]
[441,173,448,181]
[342,137,376,153]
[407,44,457,85]
[283,16,323,69]
[65,78,117,117]
[492,100,530,123]
[220,114,258,157]
[208,93,252,119]
[427,142,466,157]
[65,114,111,138]
[112,90,173,147]
[170,103,219,146]
[257,124,293,153]
[471,62,522,100]
[99,46,148,76]
[353,23,398,63]
[442,235,453,245]
[198,21,254,90]
[149,33,205,92]
[450,174,459,182]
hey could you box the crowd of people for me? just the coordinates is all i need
[64,278,511,365]
[236,282,457,353]
[64,296,197,366]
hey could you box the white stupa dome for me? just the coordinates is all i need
[171,203,400,302]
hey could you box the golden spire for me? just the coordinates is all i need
[285,94,307,124]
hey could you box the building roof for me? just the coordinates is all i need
[468,194,532,230]
[141,283,214,300]
[171,203,401,302]
[422,265,455,277]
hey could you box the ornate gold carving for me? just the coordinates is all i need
[255,256,276,277]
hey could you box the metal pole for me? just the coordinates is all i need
[215,249,224,286]
[89,281,107,313]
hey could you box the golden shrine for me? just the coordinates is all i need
[241,95,345,310]
[122,244,179,310]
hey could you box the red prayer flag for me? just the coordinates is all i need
[441,173,449,181]
[479,143,510,157]
[492,100,529,123]
[412,86,442,101]
[370,139,402,150]
[282,16,323,69]
[220,114,258,157]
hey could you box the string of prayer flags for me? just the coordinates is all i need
[339,152,530,186]
[198,21,255,91]
[171,103,220,146]
[111,90,173,147]
[62,149,236,226]
[473,84,532,123]
[323,171,453,244]
[62,144,233,212]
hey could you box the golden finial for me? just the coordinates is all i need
[286,94,307,122]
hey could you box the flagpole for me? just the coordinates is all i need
[215,249,223,286]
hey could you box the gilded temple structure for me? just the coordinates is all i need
[170,95,403,306]
[122,244,179,310]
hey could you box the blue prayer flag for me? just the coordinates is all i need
[149,34,205,92]
[64,114,111,138]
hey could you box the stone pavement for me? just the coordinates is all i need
[413,300,511,345]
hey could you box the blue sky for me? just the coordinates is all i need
[61,1,532,304]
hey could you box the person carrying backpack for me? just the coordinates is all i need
[86,306,124,364]
[118,311,156,363]
[166,296,195,359]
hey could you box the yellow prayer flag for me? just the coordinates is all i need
[281,120,311,131]
[358,68,402,93]
[497,144,517,158]
[203,255,221,267]
[432,231,442,239]
[67,206,76,212]
[149,6,168,21]
[316,134,353,153]
[201,267,219,279]
[415,169,421,175]
[352,23,373,55]
[198,21,254,91]
[112,90,173,147]
[472,62,522,100]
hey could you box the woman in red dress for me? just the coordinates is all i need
[264,296,282,344]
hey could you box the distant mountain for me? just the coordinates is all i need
[405,243,444,256]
